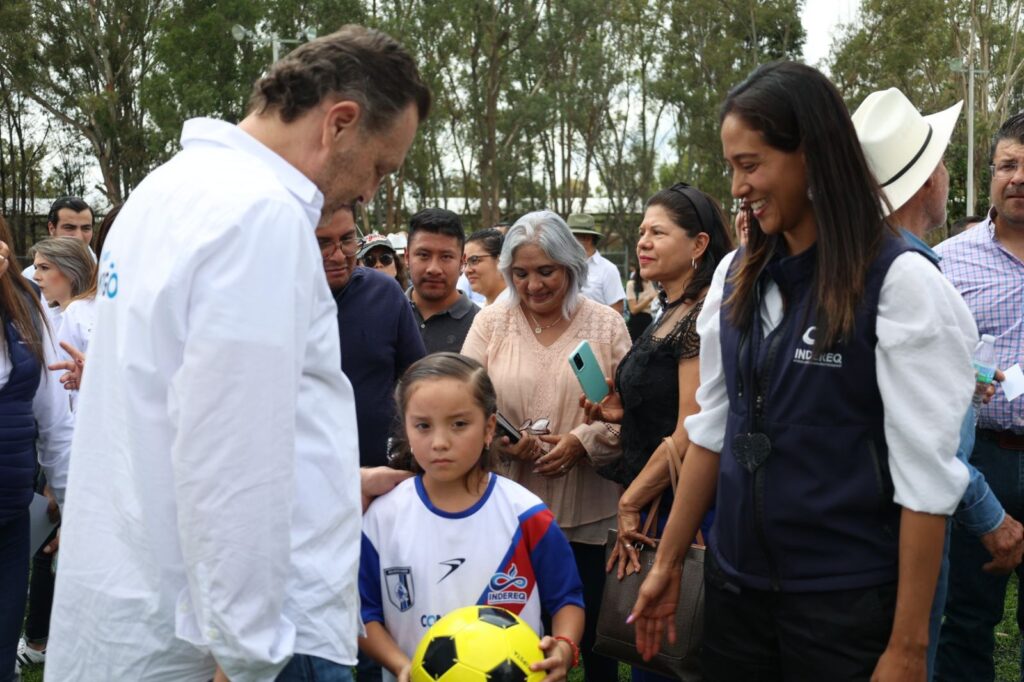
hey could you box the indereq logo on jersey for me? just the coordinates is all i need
[485,564,530,606]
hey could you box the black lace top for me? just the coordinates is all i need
[603,300,703,487]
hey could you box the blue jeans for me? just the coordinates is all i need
[936,432,1024,681]
[275,655,353,682]
[0,512,29,682]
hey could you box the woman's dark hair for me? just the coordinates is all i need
[0,216,47,365]
[390,353,496,487]
[248,24,431,130]
[630,263,645,293]
[645,183,733,304]
[720,61,891,352]
[466,228,504,257]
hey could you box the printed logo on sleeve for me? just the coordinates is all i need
[485,564,529,605]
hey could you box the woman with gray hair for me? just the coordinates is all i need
[461,210,631,682]
[29,237,95,312]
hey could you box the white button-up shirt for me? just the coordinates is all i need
[46,119,362,682]
[581,251,626,306]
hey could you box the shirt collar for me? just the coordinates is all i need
[180,118,323,226]
[405,289,475,319]
[899,228,941,264]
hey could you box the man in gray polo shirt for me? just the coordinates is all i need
[405,207,478,353]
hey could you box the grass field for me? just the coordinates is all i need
[17,582,1024,682]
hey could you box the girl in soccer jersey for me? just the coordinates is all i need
[359,353,585,682]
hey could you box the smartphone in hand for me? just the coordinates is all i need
[495,412,521,445]
[569,340,609,404]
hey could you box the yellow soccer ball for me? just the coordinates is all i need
[410,605,545,682]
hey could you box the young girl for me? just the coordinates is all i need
[359,353,585,682]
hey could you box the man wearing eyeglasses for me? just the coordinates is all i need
[933,112,1024,681]
[316,208,425,469]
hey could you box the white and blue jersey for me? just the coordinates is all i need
[360,472,584,659]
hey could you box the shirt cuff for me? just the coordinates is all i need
[955,481,1006,537]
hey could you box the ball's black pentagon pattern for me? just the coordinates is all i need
[478,606,519,629]
[486,659,528,682]
[421,635,458,678]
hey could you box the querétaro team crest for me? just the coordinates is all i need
[384,567,415,612]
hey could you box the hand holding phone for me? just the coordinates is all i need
[569,340,609,404]
[495,411,521,445]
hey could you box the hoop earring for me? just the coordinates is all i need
[691,257,697,270]
[807,186,814,201]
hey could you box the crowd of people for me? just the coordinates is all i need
[0,22,1022,682]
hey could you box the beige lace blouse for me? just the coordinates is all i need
[461,297,632,543]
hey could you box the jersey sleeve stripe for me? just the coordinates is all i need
[358,532,385,624]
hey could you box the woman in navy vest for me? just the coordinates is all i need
[0,216,74,681]
[627,62,979,680]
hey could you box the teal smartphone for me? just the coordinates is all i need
[569,340,609,404]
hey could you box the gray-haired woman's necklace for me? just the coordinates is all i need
[528,310,562,335]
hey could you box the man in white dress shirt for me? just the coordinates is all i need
[568,213,625,314]
[45,25,430,682]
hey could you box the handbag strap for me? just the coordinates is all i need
[641,494,661,539]
[662,437,681,494]
[661,436,707,548]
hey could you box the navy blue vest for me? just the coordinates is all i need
[0,316,42,521]
[714,235,913,592]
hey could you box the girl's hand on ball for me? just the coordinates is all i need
[397,664,411,682]
[531,635,570,682]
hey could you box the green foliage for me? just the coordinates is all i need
[0,0,809,232]
[661,0,805,210]
[0,0,168,204]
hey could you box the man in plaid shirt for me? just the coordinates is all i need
[935,111,1024,681]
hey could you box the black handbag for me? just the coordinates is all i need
[594,437,704,680]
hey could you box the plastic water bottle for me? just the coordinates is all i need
[973,334,998,411]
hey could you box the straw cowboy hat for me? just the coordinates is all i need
[852,87,963,214]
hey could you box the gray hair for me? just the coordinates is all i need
[499,210,588,319]
[29,237,95,300]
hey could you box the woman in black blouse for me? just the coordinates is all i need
[586,183,731,681]
[588,183,732,571]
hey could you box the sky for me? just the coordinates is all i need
[801,0,861,69]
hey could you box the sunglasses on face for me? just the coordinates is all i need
[363,252,395,267]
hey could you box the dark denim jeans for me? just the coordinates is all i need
[936,432,1024,682]
[0,512,29,682]
[275,655,353,682]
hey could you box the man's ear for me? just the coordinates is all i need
[321,100,362,148]
[47,224,57,236]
